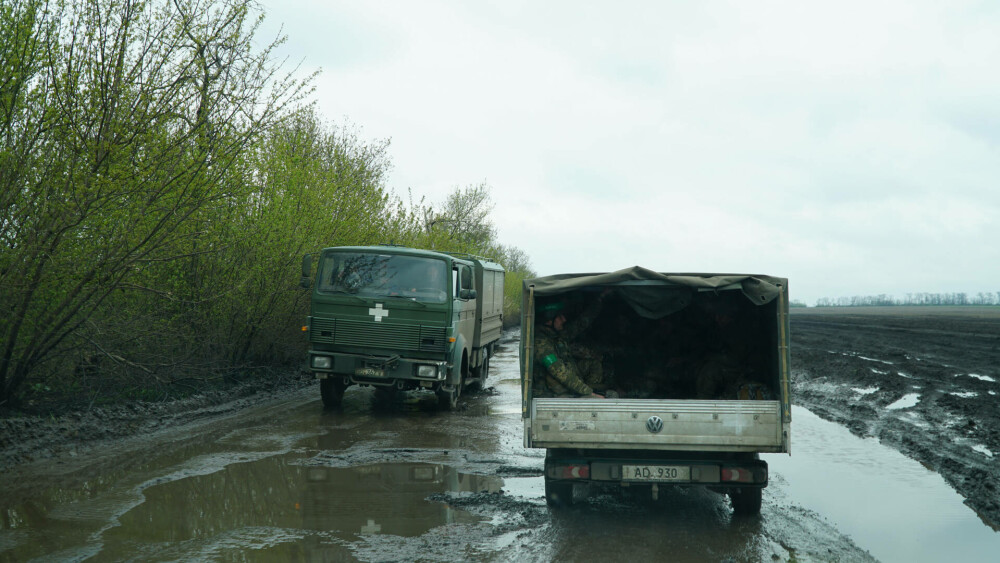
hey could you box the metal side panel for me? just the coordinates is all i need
[529,398,783,452]
[476,313,503,348]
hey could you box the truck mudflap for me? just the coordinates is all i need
[529,398,784,452]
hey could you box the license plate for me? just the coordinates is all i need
[622,465,690,482]
[355,367,384,378]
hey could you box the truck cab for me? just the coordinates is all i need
[303,246,504,410]
[520,267,791,513]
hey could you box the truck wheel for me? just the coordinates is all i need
[436,383,460,410]
[468,356,490,393]
[320,378,345,409]
[729,487,762,516]
[544,477,574,507]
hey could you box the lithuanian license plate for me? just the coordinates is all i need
[622,465,690,482]
[355,367,384,378]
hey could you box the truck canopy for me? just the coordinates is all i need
[524,267,786,319]
[521,266,792,430]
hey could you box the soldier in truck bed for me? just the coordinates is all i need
[691,294,769,399]
[533,292,612,398]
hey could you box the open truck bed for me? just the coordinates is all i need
[520,267,790,513]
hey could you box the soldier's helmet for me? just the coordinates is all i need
[538,301,565,322]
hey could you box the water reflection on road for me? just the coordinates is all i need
[539,489,777,562]
[768,406,1000,562]
[2,331,998,561]
[101,459,500,561]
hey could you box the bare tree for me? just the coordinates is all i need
[424,182,497,248]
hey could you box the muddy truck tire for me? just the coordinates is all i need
[544,477,574,507]
[468,356,490,393]
[436,381,461,410]
[320,378,346,409]
[728,487,763,515]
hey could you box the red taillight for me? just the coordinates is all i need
[721,468,754,483]
[558,465,590,479]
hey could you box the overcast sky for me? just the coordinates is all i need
[257,1,999,305]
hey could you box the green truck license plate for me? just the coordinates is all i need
[355,367,384,378]
[622,465,690,482]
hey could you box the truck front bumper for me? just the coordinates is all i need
[308,351,449,387]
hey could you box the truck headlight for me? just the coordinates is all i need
[416,365,438,378]
[312,356,332,369]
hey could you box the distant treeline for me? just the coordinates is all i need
[0,0,534,410]
[814,293,1000,307]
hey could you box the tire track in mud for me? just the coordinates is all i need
[790,308,1000,529]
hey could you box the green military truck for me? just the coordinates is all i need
[520,267,791,514]
[302,245,505,409]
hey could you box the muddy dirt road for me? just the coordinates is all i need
[3,319,1000,561]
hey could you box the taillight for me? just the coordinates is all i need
[558,465,590,479]
[721,468,754,483]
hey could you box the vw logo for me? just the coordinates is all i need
[646,416,663,433]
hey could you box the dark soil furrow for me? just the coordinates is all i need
[790,307,1000,528]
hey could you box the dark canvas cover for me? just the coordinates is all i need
[524,267,786,319]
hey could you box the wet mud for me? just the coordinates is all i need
[3,317,999,561]
[790,306,1000,528]
[0,375,313,472]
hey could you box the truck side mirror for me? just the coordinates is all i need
[300,254,312,289]
[460,289,478,300]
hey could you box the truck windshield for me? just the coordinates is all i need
[318,252,448,304]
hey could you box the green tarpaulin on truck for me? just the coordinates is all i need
[524,266,787,320]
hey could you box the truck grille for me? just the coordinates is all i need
[310,318,447,353]
[311,318,336,344]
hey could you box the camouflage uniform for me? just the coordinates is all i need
[571,344,612,392]
[533,299,607,397]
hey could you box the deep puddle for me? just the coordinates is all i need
[768,406,1000,562]
[111,459,501,540]
[1,456,503,561]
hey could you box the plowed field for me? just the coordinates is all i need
[790,306,1000,528]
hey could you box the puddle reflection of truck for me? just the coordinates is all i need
[300,463,502,537]
[520,268,791,514]
[302,246,505,409]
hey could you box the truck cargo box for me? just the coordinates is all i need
[519,267,791,512]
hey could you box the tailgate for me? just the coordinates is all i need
[529,398,784,452]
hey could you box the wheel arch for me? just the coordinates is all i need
[449,334,470,386]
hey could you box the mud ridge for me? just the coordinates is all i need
[0,372,313,472]
[790,307,1000,528]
